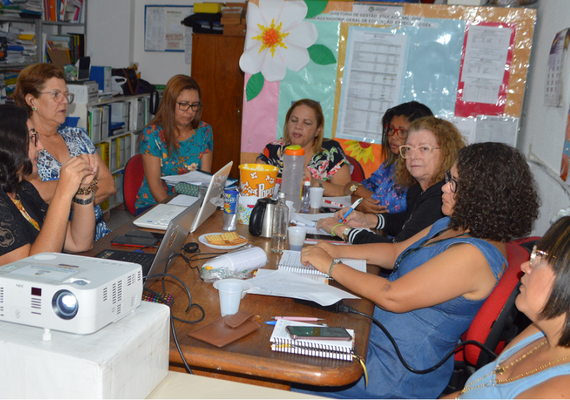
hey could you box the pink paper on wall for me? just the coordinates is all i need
[241,73,280,154]
[455,21,516,117]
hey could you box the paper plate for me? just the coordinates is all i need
[198,233,249,250]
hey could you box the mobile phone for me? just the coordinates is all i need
[125,230,164,240]
[305,234,343,241]
[285,326,352,341]
[111,235,159,248]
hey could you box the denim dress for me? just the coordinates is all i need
[294,217,506,399]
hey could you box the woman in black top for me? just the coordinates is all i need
[318,117,465,244]
[0,104,97,264]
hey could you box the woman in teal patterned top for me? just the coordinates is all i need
[135,75,213,214]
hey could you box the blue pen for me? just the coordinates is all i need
[339,198,363,222]
[265,321,277,325]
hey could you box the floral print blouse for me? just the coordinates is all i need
[361,162,407,213]
[135,121,213,210]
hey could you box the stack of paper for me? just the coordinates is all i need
[161,170,237,187]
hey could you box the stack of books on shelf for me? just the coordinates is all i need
[45,32,83,64]
[44,0,83,22]
[0,0,43,18]
[4,27,36,64]
[221,3,246,37]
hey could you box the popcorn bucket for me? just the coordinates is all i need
[237,196,259,225]
[238,164,279,198]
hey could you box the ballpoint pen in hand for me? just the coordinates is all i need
[339,197,363,222]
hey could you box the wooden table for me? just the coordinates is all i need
[85,210,376,389]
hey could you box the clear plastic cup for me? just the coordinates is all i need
[309,187,325,209]
[288,226,307,252]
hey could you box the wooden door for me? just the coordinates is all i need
[191,34,245,179]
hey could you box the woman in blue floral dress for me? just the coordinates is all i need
[345,101,433,214]
[257,99,351,196]
[135,75,213,214]
[14,63,116,241]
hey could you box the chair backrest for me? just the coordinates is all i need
[122,153,144,216]
[458,236,539,367]
[346,154,365,182]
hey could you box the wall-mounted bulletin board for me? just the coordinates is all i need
[238,0,536,177]
[144,5,194,52]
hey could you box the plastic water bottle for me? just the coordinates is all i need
[281,145,305,211]
[301,178,310,213]
[271,192,289,254]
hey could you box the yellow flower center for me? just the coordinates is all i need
[252,19,289,57]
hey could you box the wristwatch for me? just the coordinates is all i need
[348,183,362,195]
[341,227,352,243]
[328,258,342,278]
[73,192,95,205]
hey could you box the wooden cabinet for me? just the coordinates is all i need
[191,34,245,179]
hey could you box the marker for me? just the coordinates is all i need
[273,316,325,322]
[324,199,346,208]
[339,198,363,222]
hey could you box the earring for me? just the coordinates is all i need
[32,107,36,111]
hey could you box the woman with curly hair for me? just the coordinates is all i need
[297,142,539,399]
[444,216,570,399]
[317,116,465,244]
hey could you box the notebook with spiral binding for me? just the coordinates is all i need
[278,250,366,278]
[270,319,355,361]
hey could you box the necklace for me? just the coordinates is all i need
[458,340,570,398]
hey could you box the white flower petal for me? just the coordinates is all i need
[243,4,262,48]
[258,0,285,25]
[284,21,318,48]
[261,51,287,82]
[279,1,308,31]
[239,45,264,75]
[279,45,310,72]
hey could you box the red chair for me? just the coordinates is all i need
[445,237,539,394]
[122,153,144,215]
[346,154,365,182]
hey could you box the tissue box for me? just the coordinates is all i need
[0,301,170,398]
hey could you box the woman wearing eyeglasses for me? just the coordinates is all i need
[444,217,570,399]
[135,74,213,214]
[343,101,433,214]
[318,117,464,245]
[297,143,539,399]
[13,63,116,241]
[0,104,96,264]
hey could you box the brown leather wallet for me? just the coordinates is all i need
[188,311,260,347]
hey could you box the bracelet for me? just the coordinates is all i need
[328,259,341,278]
[73,192,95,205]
[76,179,98,196]
[331,223,344,237]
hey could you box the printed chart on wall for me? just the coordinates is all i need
[144,5,193,52]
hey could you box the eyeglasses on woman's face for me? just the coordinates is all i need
[384,124,408,139]
[399,144,440,159]
[529,245,554,270]
[176,101,202,112]
[445,170,458,193]
[38,90,74,104]
[29,129,39,147]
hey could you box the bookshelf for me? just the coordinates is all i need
[67,93,154,212]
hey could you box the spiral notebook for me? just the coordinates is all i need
[278,250,366,278]
[270,319,355,361]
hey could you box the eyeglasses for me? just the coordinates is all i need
[29,129,39,147]
[529,245,554,269]
[445,170,458,193]
[176,101,202,112]
[399,145,440,159]
[38,90,74,104]
[384,124,408,139]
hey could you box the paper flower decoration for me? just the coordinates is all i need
[239,0,319,83]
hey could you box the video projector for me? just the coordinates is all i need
[0,252,143,337]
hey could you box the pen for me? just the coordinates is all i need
[339,198,363,222]
[267,321,327,326]
[273,316,325,322]
[324,199,346,208]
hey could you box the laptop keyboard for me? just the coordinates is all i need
[155,208,185,227]
[96,250,155,275]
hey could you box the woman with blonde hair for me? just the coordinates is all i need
[135,74,213,214]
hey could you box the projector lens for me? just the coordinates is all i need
[52,290,78,319]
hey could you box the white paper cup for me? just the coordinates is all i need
[288,226,307,252]
[237,196,259,225]
[309,187,325,209]
[286,200,295,222]
[213,279,252,316]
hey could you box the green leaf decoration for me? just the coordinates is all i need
[246,72,264,102]
[308,44,336,65]
[304,0,328,19]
